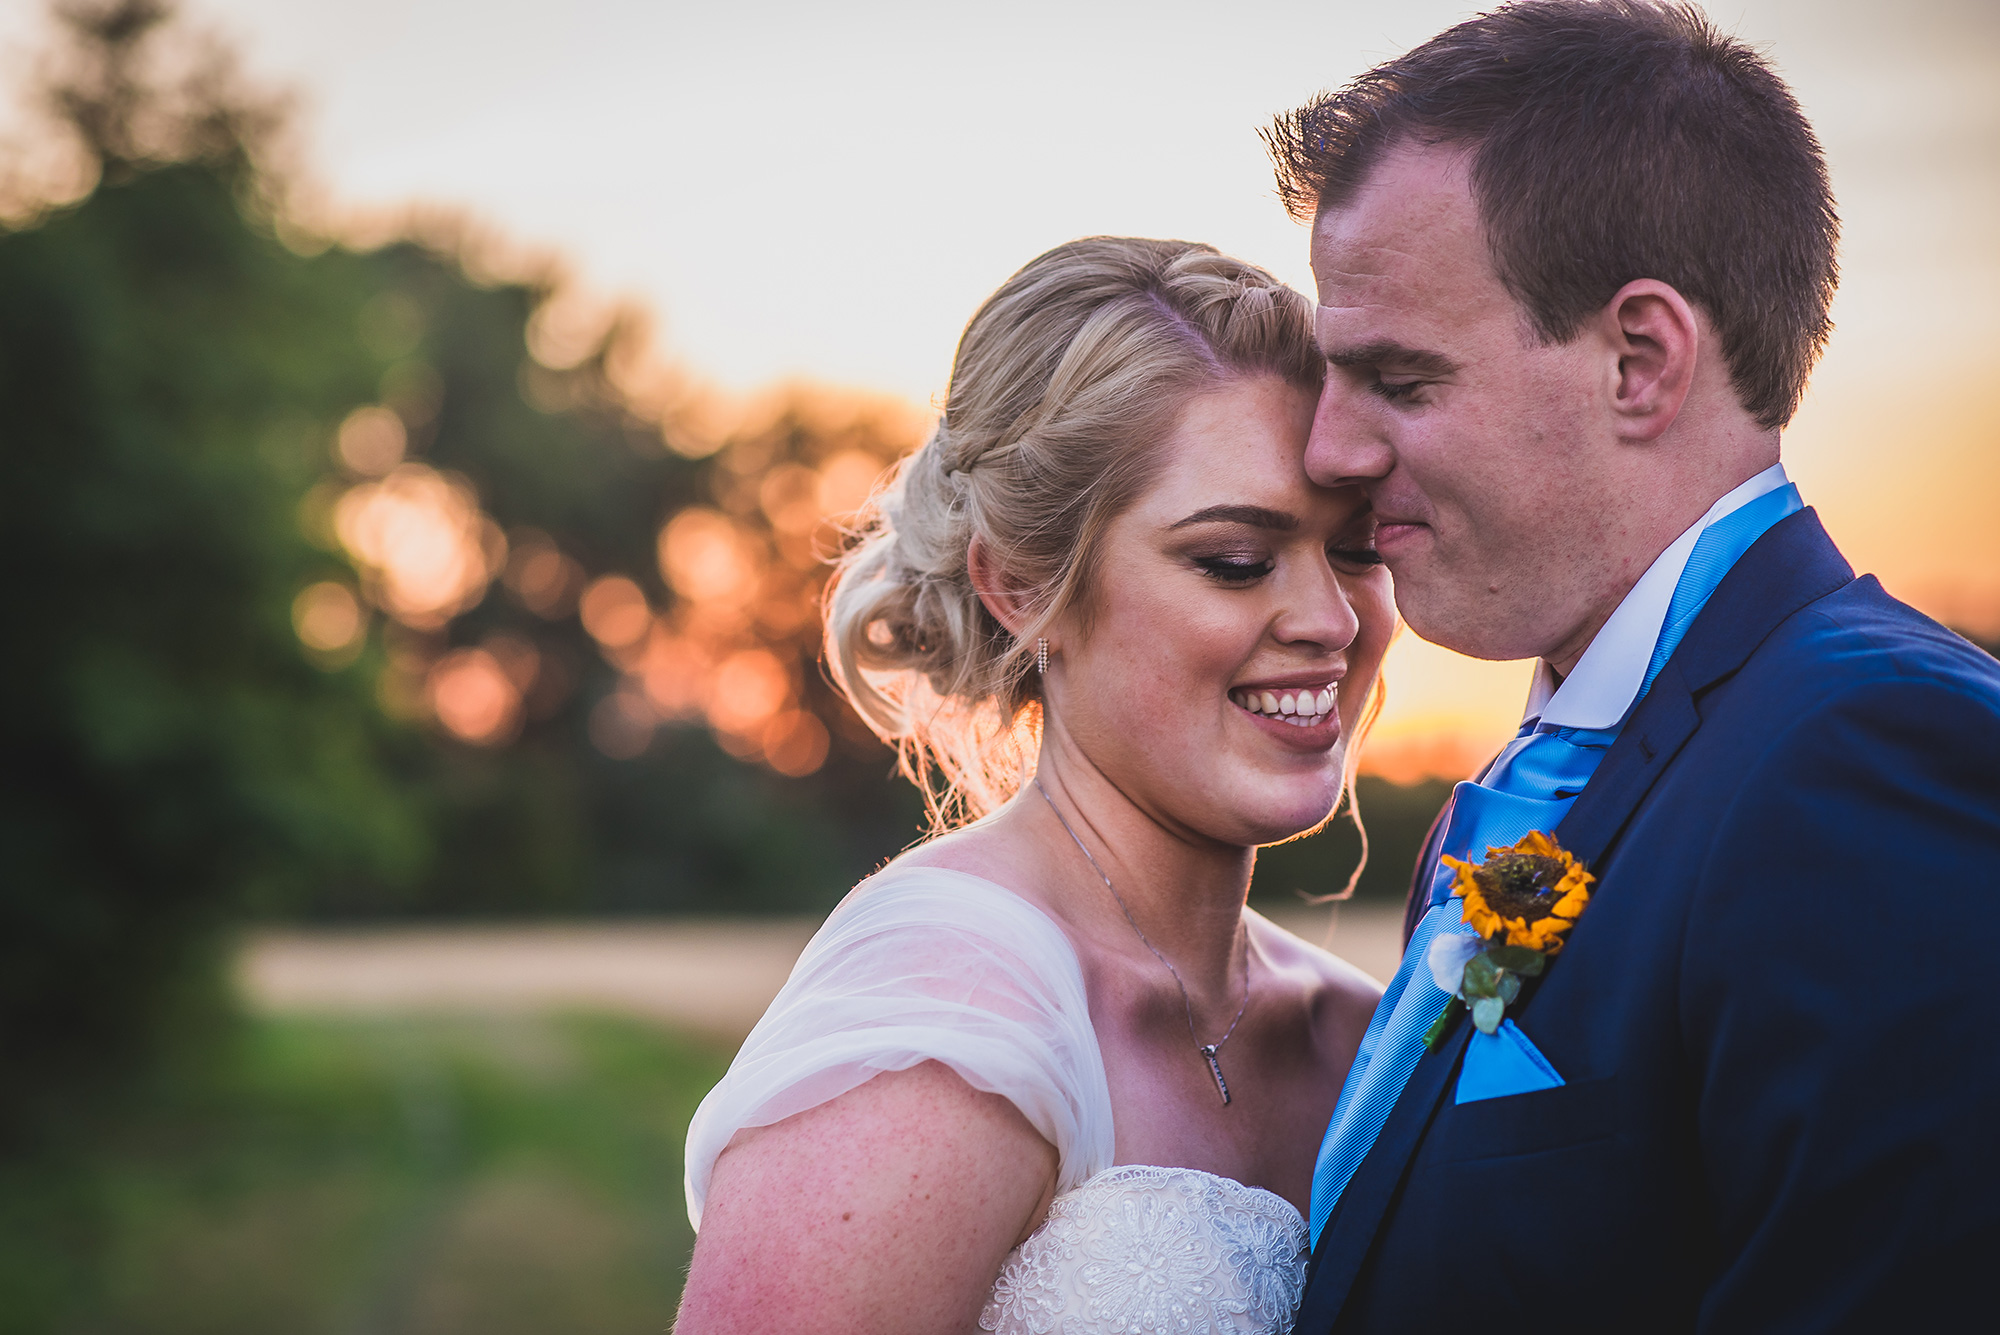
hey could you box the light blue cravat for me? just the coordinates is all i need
[1306,482,1802,1244]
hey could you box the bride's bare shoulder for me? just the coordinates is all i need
[867,816,1067,916]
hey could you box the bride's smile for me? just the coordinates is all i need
[1229,683,1338,726]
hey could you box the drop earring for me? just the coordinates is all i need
[1036,637,1048,675]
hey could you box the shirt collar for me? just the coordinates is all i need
[1527,463,1793,730]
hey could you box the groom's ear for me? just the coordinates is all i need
[1596,279,1699,444]
[967,536,1036,638]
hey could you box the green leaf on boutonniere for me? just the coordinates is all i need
[1485,945,1546,976]
[1472,996,1505,1035]
[1496,971,1523,1005]
[1462,953,1501,999]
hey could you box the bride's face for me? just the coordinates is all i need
[1047,374,1394,847]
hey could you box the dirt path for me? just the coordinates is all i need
[239,905,1407,1043]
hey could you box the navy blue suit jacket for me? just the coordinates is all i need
[1299,510,2000,1332]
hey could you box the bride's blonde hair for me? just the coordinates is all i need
[825,237,1324,829]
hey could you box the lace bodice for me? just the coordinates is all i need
[982,1165,1308,1335]
[685,868,1309,1334]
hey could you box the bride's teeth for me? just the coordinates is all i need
[1317,688,1334,714]
[1259,691,1279,714]
[1279,693,1296,715]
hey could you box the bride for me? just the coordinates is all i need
[676,237,1393,1334]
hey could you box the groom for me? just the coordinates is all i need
[1270,2,2000,1330]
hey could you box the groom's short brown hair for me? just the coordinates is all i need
[1266,0,1837,431]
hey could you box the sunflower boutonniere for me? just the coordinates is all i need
[1423,831,1595,1049]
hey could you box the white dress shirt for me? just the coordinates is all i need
[1525,463,1794,730]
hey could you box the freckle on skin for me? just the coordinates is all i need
[842,1212,853,1221]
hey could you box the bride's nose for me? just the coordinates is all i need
[1271,564,1361,653]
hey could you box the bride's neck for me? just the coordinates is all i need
[1022,744,1254,998]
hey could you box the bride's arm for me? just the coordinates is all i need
[675,1060,1059,1335]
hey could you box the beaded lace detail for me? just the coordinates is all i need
[979,1164,1308,1335]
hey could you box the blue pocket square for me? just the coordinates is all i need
[1455,1019,1565,1104]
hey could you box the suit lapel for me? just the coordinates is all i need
[1297,509,1854,1332]
[1558,508,1853,869]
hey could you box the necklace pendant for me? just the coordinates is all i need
[1200,1044,1231,1106]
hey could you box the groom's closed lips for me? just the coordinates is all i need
[1370,511,1430,556]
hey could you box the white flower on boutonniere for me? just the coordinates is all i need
[1427,931,1485,996]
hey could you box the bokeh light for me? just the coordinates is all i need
[333,463,505,629]
[659,508,757,608]
[503,527,585,618]
[335,404,408,475]
[291,580,366,665]
[763,709,831,778]
[426,646,521,745]
[815,449,888,520]
[579,575,652,651]
[636,628,710,721]
[708,647,789,738]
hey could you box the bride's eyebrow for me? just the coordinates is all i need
[1169,504,1298,531]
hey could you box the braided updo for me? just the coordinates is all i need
[825,237,1323,828]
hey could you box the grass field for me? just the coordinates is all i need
[1,1014,729,1335]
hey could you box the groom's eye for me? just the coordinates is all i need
[1370,377,1424,403]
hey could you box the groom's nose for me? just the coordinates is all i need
[1305,375,1396,489]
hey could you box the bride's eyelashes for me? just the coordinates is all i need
[1328,543,1384,573]
[1190,543,1381,585]
[1328,514,1383,573]
[1194,553,1275,584]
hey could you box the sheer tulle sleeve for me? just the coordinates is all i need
[683,869,1113,1228]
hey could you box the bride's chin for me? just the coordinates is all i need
[1199,784,1345,849]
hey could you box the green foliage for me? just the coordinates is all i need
[0,158,428,1131]
[0,1012,725,1335]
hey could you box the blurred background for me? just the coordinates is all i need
[0,1,1992,1331]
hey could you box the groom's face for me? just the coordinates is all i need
[1304,145,1626,664]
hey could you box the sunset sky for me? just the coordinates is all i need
[5,0,1994,775]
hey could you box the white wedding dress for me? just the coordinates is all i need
[684,868,1309,1335]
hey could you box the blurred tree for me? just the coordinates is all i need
[0,0,936,1045]
[0,0,424,1135]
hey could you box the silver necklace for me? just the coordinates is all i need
[1034,777,1250,1105]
